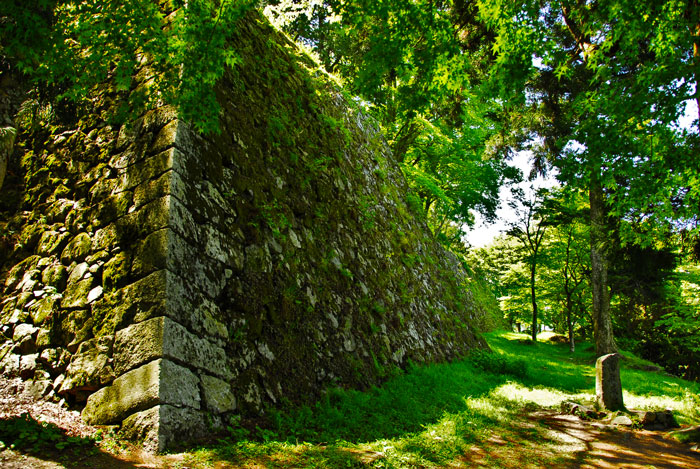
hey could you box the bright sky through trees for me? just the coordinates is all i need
[467,98,699,249]
[466,150,556,247]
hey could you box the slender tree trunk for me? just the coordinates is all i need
[562,229,576,352]
[530,251,538,342]
[0,144,8,191]
[589,167,617,357]
[566,293,575,352]
[694,21,700,126]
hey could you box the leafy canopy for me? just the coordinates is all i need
[1,0,255,133]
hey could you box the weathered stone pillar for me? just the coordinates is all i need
[596,353,624,411]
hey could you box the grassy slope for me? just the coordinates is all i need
[171,331,699,468]
[6,331,696,467]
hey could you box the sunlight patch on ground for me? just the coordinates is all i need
[493,382,592,408]
[499,332,529,341]
[624,390,700,424]
[465,395,513,421]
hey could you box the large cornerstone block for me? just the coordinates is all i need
[82,358,201,425]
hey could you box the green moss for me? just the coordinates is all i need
[60,233,92,264]
[41,263,68,290]
[102,252,131,291]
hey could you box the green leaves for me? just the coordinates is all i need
[3,0,256,133]
[270,1,522,243]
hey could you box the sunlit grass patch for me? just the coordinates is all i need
[180,440,371,468]
[492,382,592,408]
[168,331,700,468]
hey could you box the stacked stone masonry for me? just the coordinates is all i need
[0,10,487,451]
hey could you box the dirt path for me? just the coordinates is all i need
[462,410,700,468]
[539,411,700,468]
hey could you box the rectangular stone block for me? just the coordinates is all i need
[82,358,200,425]
[113,316,230,379]
[167,230,226,300]
[596,353,624,411]
[112,196,171,244]
[123,269,226,341]
[165,270,229,341]
[168,196,200,244]
[132,229,169,277]
[120,404,222,453]
[115,148,175,194]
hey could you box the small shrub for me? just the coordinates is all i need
[469,349,529,379]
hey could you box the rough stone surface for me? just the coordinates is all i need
[61,277,94,309]
[611,415,634,426]
[113,316,228,378]
[60,233,92,264]
[596,353,625,411]
[630,409,680,430]
[120,405,220,453]
[82,359,200,425]
[1,8,489,452]
[561,401,601,419]
[201,374,236,414]
[59,336,114,397]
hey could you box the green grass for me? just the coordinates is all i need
[172,331,700,468]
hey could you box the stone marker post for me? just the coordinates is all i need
[596,353,624,411]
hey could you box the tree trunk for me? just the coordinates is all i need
[589,168,617,356]
[562,228,576,352]
[530,258,538,342]
[0,147,7,191]
[566,293,575,353]
[694,21,700,127]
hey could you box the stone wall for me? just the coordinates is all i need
[0,10,487,451]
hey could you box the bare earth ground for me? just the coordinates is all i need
[1,377,699,468]
[462,411,700,468]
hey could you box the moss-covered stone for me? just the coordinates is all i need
[29,296,58,325]
[131,230,167,277]
[41,263,68,290]
[60,233,92,264]
[82,359,201,425]
[101,252,130,292]
[59,335,114,396]
[4,255,41,290]
[61,277,94,309]
[36,230,71,256]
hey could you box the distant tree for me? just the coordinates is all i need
[506,187,553,341]
[470,235,530,332]
[267,0,523,243]
[535,189,590,351]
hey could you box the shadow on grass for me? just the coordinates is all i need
[189,332,700,468]
[0,413,137,469]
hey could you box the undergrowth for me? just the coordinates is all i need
[181,331,699,468]
[0,413,96,453]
